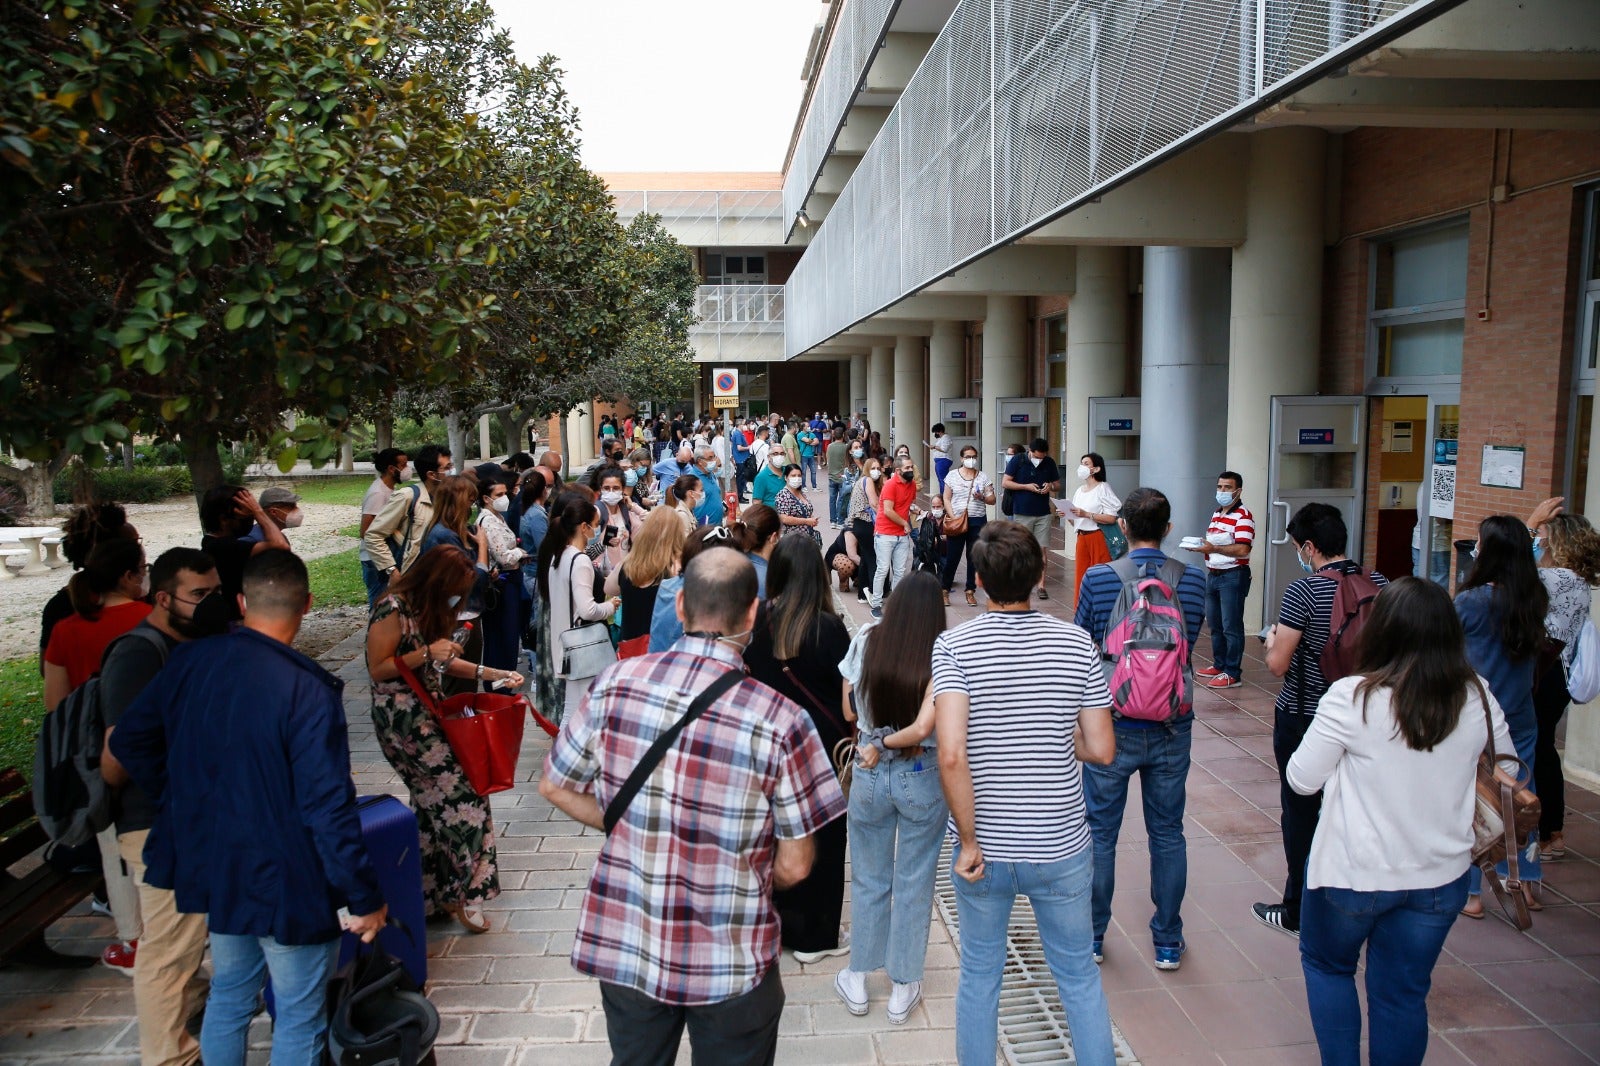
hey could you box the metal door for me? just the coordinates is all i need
[1263,396,1367,628]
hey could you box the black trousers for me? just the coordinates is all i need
[599,965,783,1066]
[1534,655,1570,839]
[1273,709,1322,925]
[772,811,848,953]
[851,517,878,598]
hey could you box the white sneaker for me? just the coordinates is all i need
[834,968,868,1016]
[887,980,922,1025]
[793,932,851,965]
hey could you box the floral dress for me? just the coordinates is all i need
[369,595,499,913]
[776,486,822,546]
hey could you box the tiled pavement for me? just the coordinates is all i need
[4,490,1600,1064]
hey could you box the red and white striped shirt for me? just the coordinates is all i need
[1205,503,1255,571]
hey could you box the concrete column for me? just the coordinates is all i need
[573,404,594,467]
[477,414,493,461]
[1141,247,1232,549]
[1567,413,1600,787]
[983,295,1029,473]
[1066,244,1129,501]
[1227,128,1325,627]
[850,353,868,418]
[868,345,893,438]
[893,334,927,466]
[928,321,964,431]
[837,361,851,418]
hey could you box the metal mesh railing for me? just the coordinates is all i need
[783,0,901,235]
[785,0,1456,359]
[611,190,786,247]
[691,285,786,334]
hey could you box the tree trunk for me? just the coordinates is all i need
[445,412,466,471]
[375,407,394,452]
[499,409,525,457]
[122,441,135,472]
[182,432,225,510]
[339,439,355,472]
[0,457,62,519]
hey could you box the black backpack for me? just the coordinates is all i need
[34,628,168,846]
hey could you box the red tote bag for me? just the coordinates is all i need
[393,656,531,796]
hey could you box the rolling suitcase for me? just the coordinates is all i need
[267,794,427,1014]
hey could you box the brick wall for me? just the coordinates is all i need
[1323,127,1598,563]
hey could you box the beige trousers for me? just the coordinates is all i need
[96,823,142,942]
[118,830,208,1066]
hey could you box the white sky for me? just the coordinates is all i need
[494,2,826,173]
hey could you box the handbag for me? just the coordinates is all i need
[1565,618,1600,704]
[393,655,531,797]
[1101,520,1129,560]
[941,510,969,536]
[1470,695,1542,930]
[558,554,617,681]
[603,671,744,834]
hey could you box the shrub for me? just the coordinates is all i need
[133,442,185,466]
[391,415,450,458]
[53,465,193,504]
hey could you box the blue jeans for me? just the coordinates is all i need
[361,558,387,605]
[802,454,819,488]
[829,479,846,524]
[870,532,911,609]
[952,848,1115,1066]
[1410,547,1450,587]
[1299,871,1469,1066]
[1084,716,1192,946]
[204,934,339,1066]
[1205,566,1251,678]
[848,755,949,982]
[933,457,952,495]
[1468,704,1541,895]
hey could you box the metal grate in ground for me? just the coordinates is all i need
[934,843,1141,1066]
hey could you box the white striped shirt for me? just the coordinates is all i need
[931,611,1111,863]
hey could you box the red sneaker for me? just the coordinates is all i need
[1204,674,1242,689]
[101,939,137,976]
[1196,667,1224,678]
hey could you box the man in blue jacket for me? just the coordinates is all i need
[112,550,386,1065]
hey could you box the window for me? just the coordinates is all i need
[1367,221,1468,381]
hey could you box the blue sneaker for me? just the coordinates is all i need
[1092,938,1104,965]
[1154,942,1186,972]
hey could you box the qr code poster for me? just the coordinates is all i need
[1430,464,1456,520]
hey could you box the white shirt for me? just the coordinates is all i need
[1288,675,1513,892]
[1070,481,1121,534]
[931,434,952,459]
[751,439,771,468]
[357,477,394,562]
[944,468,993,517]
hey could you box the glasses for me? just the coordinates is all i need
[700,527,731,543]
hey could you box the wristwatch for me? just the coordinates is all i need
[384,566,398,577]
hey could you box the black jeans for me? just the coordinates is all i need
[851,517,878,598]
[940,516,987,592]
[1534,656,1570,839]
[599,965,784,1066]
[1273,709,1322,926]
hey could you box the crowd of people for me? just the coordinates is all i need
[30,403,1600,1066]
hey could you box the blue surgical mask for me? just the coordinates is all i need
[624,469,639,487]
[447,595,462,608]
[1297,546,1315,574]
[1215,490,1233,508]
[1533,537,1545,563]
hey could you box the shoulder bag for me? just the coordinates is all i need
[1471,694,1542,930]
[942,476,970,536]
[392,654,539,795]
[558,553,617,681]
[603,670,744,834]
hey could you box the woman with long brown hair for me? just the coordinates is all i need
[832,571,948,1023]
[605,505,685,644]
[367,545,521,933]
[1289,577,1512,1066]
[730,501,781,599]
[847,457,884,604]
[744,535,853,965]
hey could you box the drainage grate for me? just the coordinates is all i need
[934,841,1142,1065]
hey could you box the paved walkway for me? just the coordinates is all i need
[3,494,1599,1063]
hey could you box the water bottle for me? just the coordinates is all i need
[431,621,473,679]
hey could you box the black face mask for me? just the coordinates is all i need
[174,591,233,639]
[900,470,915,482]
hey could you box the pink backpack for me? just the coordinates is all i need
[1101,557,1193,724]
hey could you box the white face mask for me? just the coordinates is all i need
[1029,455,1043,467]
[600,490,624,506]
[447,466,459,477]
[490,495,510,513]
[962,457,978,469]
[851,448,864,459]
[931,509,944,519]
[1076,464,1092,480]
[282,508,305,528]
[137,572,151,599]
[770,455,784,468]
[786,475,803,489]
[869,469,882,480]
[394,465,409,481]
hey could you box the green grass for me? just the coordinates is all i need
[0,657,43,780]
[336,522,361,538]
[272,476,372,508]
[306,547,367,609]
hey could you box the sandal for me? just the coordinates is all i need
[1522,882,1544,912]
[446,901,491,934]
[1459,895,1484,920]
[1541,833,1566,860]
[965,590,977,607]
[942,591,951,607]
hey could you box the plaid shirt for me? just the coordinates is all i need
[544,636,846,1005]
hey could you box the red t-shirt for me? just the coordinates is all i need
[43,600,153,691]
[875,474,917,536]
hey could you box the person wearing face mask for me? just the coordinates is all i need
[1001,438,1062,600]
[653,442,696,500]
[824,430,851,527]
[367,546,521,934]
[940,445,997,607]
[691,445,726,526]
[1068,453,1122,602]
[365,442,453,582]
[926,423,953,494]
[752,444,789,508]
[775,464,822,545]
[1254,504,1387,937]
[1181,471,1255,689]
[868,458,919,619]
[200,484,293,620]
[848,457,884,604]
[540,548,845,1066]
[242,486,305,545]
[668,475,704,537]
[475,471,531,674]
[539,494,621,724]
[361,448,410,603]
[99,549,225,1059]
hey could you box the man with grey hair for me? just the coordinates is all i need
[653,441,695,499]
[691,444,725,525]
[542,548,845,1065]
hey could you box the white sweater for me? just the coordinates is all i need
[1287,675,1514,892]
